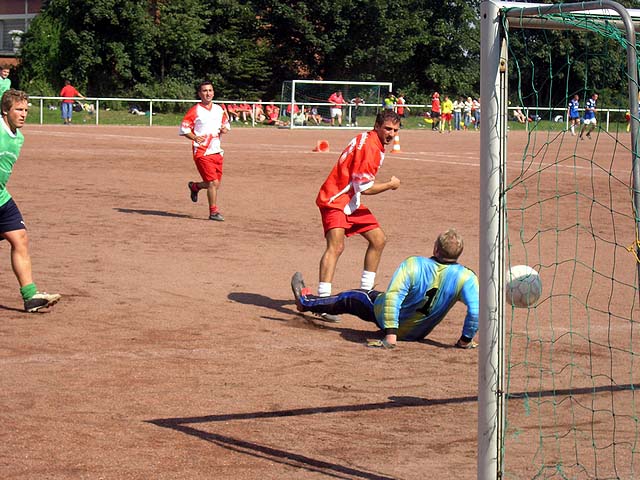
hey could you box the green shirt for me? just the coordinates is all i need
[0,119,24,207]
[0,77,11,97]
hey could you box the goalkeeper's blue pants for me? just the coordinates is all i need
[299,289,382,323]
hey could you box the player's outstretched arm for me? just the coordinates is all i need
[362,176,400,195]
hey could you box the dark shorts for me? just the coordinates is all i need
[0,198,26,235]
[431,111,441,119]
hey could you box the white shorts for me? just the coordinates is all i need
[583,117,597,125]
[330,107,342,118]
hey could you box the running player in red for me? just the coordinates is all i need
[180,81,230,221]
[314,109,401,320]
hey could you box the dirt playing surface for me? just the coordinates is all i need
[0,124,635,479]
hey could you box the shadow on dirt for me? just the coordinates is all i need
[147,395,474,480]
[228,291,376,344]
[115,207,192,218]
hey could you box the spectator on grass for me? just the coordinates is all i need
[307,106,322,125]
[463,97,473,129]
[383,92,396,111]
[350,96,364,127]
[237,103,252,123]
[286,103,300,117]
[440,95,453,133]
[513,106,527,123]
[0,65,11,97]
[253,101,266,122]
[226,103,239,123]
[328,90,346,126]
[472,97,481,130]
[60,79,85,125]
[431,92,441,131]
[292,107,306,126]
[264,103,283,125]
[291,228,479,349]
[452,98,463,131]
[395,93,409,127]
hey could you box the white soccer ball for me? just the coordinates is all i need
[506,265,542,308]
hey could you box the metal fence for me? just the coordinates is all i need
[29,96,630,131]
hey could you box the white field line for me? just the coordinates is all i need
[28,129,630,177]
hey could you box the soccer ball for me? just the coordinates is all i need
[506,265,542,308]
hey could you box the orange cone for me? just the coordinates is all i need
[391,135,402,154]
[313,140,330,152]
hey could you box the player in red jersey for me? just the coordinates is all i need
[180,81,230,221]
[314,109,401,318]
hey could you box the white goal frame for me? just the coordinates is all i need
[479,2,640,479]
[282,80,393,129]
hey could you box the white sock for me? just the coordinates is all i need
[318,282,332,297]
[360,270,376,290]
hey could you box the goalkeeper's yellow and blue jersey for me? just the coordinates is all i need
[373,256,479,341]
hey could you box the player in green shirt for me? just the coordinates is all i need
[0,89,61,312]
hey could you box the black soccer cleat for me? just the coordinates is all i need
[291,272,306,312]
[188,182,199,203]
[24,292,61,313]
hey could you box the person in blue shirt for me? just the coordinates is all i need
[291,228,479,349]
[567,94,580,136]
[580,93,598,140]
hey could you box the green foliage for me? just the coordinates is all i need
[14,10,64,92]
[18,0,634,111]
[131,78,198,112]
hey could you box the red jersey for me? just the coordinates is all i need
[180,102,230,158]
[60,85,81,103]
[316,131,385,214]
[328,92,345,109]
[431,97,441,113]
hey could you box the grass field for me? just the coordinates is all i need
[24,101,630,132]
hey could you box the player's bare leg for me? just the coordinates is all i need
[361,227,386,289]
[207,180,224,221]
[315,228,346,322]
[205,180,219,208]
[3,229,61,312]
[3,229,33,287]
[319,228,346,287]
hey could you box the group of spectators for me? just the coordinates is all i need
[218,101,323,127]
[429,92,481,132]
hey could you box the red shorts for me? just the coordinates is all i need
[320,206,380,237]
[194,153,224,182]
[442,113,452,121]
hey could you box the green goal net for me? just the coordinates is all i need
[480,2,640,479]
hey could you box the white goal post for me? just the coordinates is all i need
[479,2,640,480]
[281,80,393,129]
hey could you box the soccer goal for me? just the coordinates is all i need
[480,2,640,479]
[280,80,392,129]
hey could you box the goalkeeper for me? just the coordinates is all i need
[291,229,479,349]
